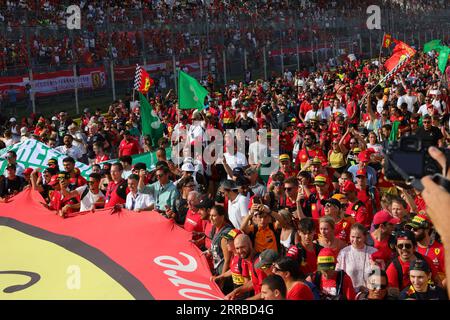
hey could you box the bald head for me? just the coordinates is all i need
[234,234,252,259]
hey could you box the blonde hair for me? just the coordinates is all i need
[319,215,335,230]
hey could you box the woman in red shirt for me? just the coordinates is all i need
[272,257,314,300]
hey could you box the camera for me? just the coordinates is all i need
[384,135,450,181]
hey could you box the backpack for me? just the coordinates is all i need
[313,270,346,300]
[249,223,282,255]
[304,280,321,301]
[80,186,90,201]
[390,252,427,290]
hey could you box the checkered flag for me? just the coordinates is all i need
[382,54,411,83]
[134,64,153,94]
[134,64,142,91]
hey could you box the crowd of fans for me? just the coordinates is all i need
[1,0,448,72]
[1,40,449,300]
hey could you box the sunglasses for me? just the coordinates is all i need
[369,284,387,290]
[273,182,282,187]
[284,187,293,191]
[423,121,431,124]
[397,243,413,250]
[156,173,165,178]
[88,181,97,185]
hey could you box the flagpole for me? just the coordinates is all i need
[378,32,385,65]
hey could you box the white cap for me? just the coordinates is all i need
[183,157,194,164]
[181,163,195,172]
[20,127,28,135]
[9,117,16,122]
[83,108,90,113]
[51,116,58,121]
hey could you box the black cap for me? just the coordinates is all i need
[232,167,245,177]
[195,196,214,209]
[221,179,238,191]
[6,163,16,170]
[235,176,250,188]
[320,198,342,209]
[409,259,431,273]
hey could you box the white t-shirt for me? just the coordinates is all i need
[336,245,378,290]
[224,151,248,179]
[398,94,417,113]
[55,145,83,161]
[125,192,154,211]
[248,141,268,165]
[76,185,105,212]
[304,109,325,122]
[227,194,249,229]
[418,104,441,116]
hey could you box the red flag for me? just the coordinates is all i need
[139,68,154,94]
[0,189,224,300]
[382,33,393,48]
[384,40,416,72]
[83,51,93,65]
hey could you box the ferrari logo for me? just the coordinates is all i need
[435,248,441,256]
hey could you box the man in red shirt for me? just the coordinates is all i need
[295,132,326,171]
[105,162,129,208]
[286,217,322,276]
[225,234,268,300]
[183,191,203,234]
[405,214,446,284]
[355,168,380,218]
[118,130,140,157]
[386,230,440,296]
[369,211,400,269]
[341,180,370,228]
[306,248,356,300]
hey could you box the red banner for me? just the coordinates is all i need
[0,67,106,98]
[0,189,224,300]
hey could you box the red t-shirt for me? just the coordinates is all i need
[346,100,358,124]
[286,244,318,276]
[243,255,267,295]
[104,180,128,208]
[119,138,140,156]
[371,234,395,265]
[95,154,110,164]
[295,147,326,169]
[230,255,246,286]
[417,241,446,276]
[203,220,213,250]
[346,201,370,228]
[335,216,355,244]
[300,100,312,117]
[287,282,314,300]
[183,209,204,233]
[316,272,356,300]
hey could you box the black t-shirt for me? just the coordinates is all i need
[399,285,448,300]
[415,126,443,146]
[236,117,256,131]
[87,133,106,159]
[0,176,25,197]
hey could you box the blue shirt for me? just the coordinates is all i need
[348,164,377,187]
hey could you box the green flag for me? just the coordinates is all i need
[139,92,163,147]
[389,121,400,142]
[436,45,450,74]
[178,70,208,110]
[424,39,442,53]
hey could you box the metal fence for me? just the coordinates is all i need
[1,6,449,116]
